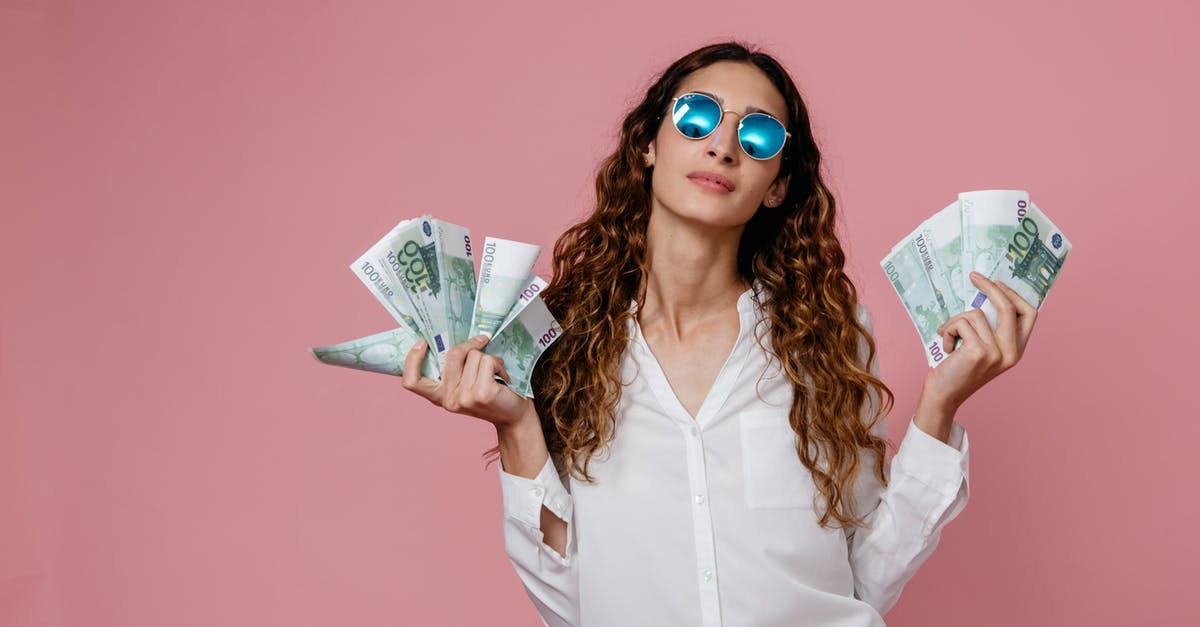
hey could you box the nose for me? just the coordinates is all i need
[705,115,741,164]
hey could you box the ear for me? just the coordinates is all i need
[643,139,656,168]
[766,175,790,207]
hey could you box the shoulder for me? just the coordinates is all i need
[853,303,879,373]
[855,303,873,333]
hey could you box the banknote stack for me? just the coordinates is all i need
[309,216,562,398]
[881,189,1072,368]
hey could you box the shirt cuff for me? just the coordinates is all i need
[498,453,574,529]
[892,415,970,500]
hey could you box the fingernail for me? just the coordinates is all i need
[970,271,981,278]
[416,339,426,348]
[475,333,489,341]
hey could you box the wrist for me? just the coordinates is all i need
[495,404,549,479]
[914,386,959,444]
[920,371,964,414]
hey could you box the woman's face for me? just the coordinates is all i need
[643,60,791,229]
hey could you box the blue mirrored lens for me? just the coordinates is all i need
[738,113,787,159]
[672,93,721,139]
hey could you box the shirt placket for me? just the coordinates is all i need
[684,420,722,627]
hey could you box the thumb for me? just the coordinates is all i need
[494,359,512,384]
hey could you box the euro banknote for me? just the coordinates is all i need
[349,218,441,377]
[882,190,1072,367]
[315,216,561,399]
[483,295,562,398]
[469,237,543,339]
[967,201,1071,329]
[379,217,450,363]
[433,219,477,349]
[311,326,439,380]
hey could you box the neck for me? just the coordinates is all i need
[638,207,750,339]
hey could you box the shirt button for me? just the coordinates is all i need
[691,425,698,436]
[702,570,713,582]
[533,486,544,497]
[694,494,705,504]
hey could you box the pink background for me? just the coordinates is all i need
[2,0,1195,625]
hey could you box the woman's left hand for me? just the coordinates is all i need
[922,271,1039,412]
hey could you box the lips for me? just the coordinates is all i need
[687,171,735,192]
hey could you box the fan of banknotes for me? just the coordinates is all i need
[309,215,563,398]
[881,189,1072,368]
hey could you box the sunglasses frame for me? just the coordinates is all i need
[668,92,792,161]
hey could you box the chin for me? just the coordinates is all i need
[650,179,757,228]
[669,199,756,229]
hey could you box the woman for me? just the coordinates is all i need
[401,41,1037,626]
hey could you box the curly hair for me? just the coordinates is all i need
[484,40,895,530]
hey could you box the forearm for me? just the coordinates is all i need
[496,403,551,478]
[848,411,971,615]
[496,404,569,558]
[913,385,959,444]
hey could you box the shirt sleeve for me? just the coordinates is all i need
[844,305,971,616]
[498,452,580,627]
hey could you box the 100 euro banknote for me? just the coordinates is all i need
[967,201,1071,329]
[469,237,542,339]
[882,190,1071,367]
[483,293,562,398]
[310,326,439,380]
[312,275,560,398]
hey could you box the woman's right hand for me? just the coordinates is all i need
[400,334,534,430]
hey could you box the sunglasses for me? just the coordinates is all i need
[668,92,791,160]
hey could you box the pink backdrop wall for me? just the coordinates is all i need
[2,0,1195,625]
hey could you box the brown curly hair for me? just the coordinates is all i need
[485,40,895,530]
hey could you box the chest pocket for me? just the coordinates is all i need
[740,409,818,510]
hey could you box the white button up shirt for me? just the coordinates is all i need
[498,282,970,626]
